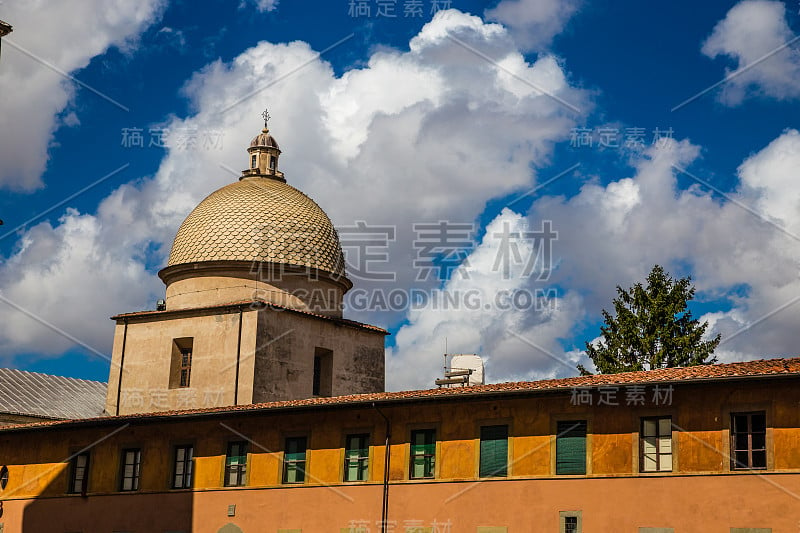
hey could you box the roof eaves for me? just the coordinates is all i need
[3,368,800,434]
[111,299,389,335]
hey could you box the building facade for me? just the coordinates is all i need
[0,358,799,532]
[1,121,796,532]
[105,123,386,416]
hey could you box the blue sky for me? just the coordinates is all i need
[1,0,799,389]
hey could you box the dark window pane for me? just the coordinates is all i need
[312,356,321,396]
[751,432,766,451]
[751,413,766,433]
[564,516,578,532]
[752,450,767,469]
[734,450,749,469]
[734,432,749,451]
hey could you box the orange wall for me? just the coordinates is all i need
[3,474,797,532]
[0,377,798,531]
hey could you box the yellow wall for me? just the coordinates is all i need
[2,377,800,502]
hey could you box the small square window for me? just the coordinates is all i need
[559,511,582,533]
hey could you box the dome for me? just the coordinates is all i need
[250,128,280,150]
[167,177,346,278]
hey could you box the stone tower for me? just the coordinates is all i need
[105,118,386,416]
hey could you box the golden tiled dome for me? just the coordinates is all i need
[167,177,346,278]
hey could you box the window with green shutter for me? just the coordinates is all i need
[556,420,587,475]
[283,436,307,484]
[410,429,436,479]
[224,441,248,487]
[344,433,369,481]
[479,425,508,477]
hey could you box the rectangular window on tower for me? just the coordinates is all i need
[251,154,257,168]
[312,347,333,397]
[169,338,194,389]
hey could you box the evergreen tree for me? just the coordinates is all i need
[578,265,720,375]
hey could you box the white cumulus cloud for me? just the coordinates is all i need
[702,0,800,105]
[0,10,586,374]
[485,0,581,51]
[0,0,166,190]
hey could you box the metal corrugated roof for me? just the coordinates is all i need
[0,368,106,419]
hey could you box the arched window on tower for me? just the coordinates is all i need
[251,154,257,169]
[269,156,276,171]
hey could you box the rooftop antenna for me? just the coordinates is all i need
[443,337,448,379]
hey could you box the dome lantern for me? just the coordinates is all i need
[242,108,284,182]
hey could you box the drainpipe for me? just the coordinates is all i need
[372,403,391,533]
[114,318,129,416]
[234,305,244,405]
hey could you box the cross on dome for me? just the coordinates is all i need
[261,108,271,129]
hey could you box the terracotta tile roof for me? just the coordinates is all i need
[111,299,388,334]
[2,357,799,433]
[0,369,106,420]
